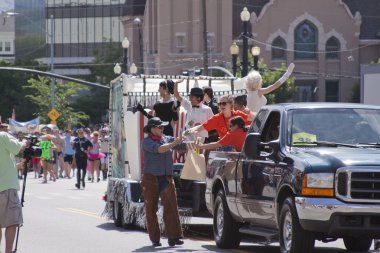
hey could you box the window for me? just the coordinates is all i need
[294,21,317,59]
[326,37,340,59]
[294,80,317,102]
[207,32,215,49]
[0,42,3,52]
[4,42,11,52]
[271,36,286,60]
[325,80,339,102]
[176,33,185,48]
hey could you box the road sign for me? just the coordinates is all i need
[48,109,61,121]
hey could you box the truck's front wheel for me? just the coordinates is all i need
[213,190,240,249]
[343,237,372,252]
[279,197,315,253]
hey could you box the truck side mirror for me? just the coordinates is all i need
[243,133,261,159]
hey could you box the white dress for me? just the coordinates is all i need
[247,90,267,113]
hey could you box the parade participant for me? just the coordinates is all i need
[134,79,179,136]
[141,117,184,247]
[193,116,248,152]
[88,131,104,183]
[185,95,254,139]
[174,79,213,140]
[72,128,93,189]
[99,128,110,180]
[53,128,65,178]
[63,129,75,179]
[245,63,295,113]
[39,125,58,183]
[234,95,251,115]
[202,86,219,114]
[0,123,27,253]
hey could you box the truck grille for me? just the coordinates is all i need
[335,167,380,203]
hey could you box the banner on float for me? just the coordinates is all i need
[9,118,40,134]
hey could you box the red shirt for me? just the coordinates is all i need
[202,111,251,138]
[217,129,247,152]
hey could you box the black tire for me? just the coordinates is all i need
[213,190,240,249]
[279,197,315,253]
[343,237,372,252]
[113,202,123,227]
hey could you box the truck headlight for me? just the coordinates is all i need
[302,173,334,197]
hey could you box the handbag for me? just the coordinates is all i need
[180,148,206,182]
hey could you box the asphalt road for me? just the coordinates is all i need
[8,172,379,253]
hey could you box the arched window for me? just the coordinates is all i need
[272,36,286,60]
[326,37,340,59]
[294,21,317,59]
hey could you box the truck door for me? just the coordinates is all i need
[237,111,280,227]
[235,110,268,221]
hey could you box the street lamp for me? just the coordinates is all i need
[122,37,130,74]
[129,63,138,75]
[240,7,251,77]
[251,46,260,71]
[133,17,144,74]
[230,41,239,77]
[113,63,121,75]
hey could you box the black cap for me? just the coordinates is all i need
[143,117,169,133]
[190,87,204,97]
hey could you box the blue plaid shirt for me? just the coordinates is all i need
[142,135,176,176]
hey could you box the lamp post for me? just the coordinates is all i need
[251,46,260,71]
[230,41,239,77]
[133,18,144,74]
[129,63,138,75]
[240,7,250,77]
[113,63,121,76]
[122,37,130,74]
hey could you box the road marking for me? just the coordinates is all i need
[57,207,105,220]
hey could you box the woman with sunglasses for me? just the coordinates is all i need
[141,117,185,247]
[193,116,248,152]
[185,95,254,139]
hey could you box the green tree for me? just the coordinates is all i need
[260,61,297,104]
[0,60,39,121]
[73,40,121,124]
[23,76,89,129]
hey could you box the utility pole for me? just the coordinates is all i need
[50,15,55,109]
[202,0,208,76]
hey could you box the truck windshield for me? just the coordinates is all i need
[287,108,380,146]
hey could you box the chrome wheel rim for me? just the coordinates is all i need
[283,211,293,251]
[216,203,224,237]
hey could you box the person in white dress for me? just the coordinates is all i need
[245,63,295,113]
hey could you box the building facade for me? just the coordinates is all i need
[0,11,16,62]
[128,0,233,75]
[234,0,380,102]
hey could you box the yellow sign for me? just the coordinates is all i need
[48,109,61,121]
[292,132,317,145]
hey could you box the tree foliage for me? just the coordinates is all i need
[0,60,38,121]
[260,60,297,104]
[23,76,89,129]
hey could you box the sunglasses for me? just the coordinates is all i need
[154,125,164,129]
[218,102,229,106]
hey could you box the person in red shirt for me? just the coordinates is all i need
[185,95,254,139]
[194,116,247,152]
